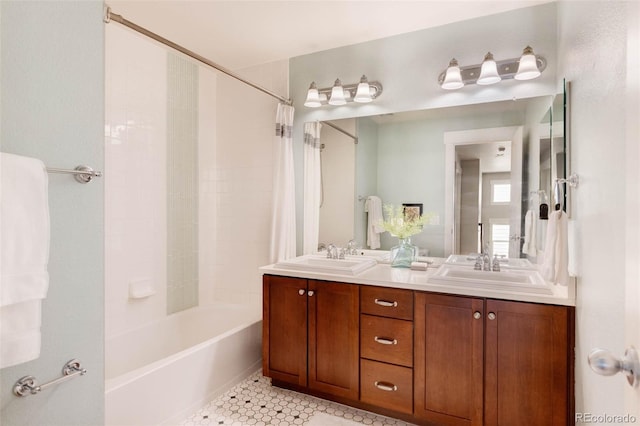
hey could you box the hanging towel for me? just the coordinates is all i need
[364,196,384,250]
[522,210,537,256]
[540,210,569,286]
[0,152,50,368]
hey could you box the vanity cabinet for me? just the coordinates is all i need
[414,293,573,426]
[262,275,359,400]
[414,293,484,426]
[360,287,414,415]
[263,274,574,425]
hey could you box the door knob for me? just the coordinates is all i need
[588,347,640,388]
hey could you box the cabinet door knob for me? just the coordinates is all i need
[298,289,305,296]
[374,299,398,307]
[473,311,482,320]
[588,347,640,388]
[307,290,315,297]
[374,381,398,392]
[487,312,496,320]
[374,336,398,345]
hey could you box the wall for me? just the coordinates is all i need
[290,3,558,253]
[557,0,636,418]
[318,119,356,247]
[460,160,480,254]
[210,61,289,307]
[0,2,105,425]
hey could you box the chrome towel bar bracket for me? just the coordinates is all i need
[46,165,103,184]
[13,359,87,397]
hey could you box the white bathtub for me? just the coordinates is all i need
[105,304,262,426]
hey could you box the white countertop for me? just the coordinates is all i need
[259,260,576,307]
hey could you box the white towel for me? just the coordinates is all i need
[0,152,50,368]
[522,210,537,256]
[540,210,569,286]
[364,196,383,250]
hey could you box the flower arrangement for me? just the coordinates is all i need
[380,204,432,239]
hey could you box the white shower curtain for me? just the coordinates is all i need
[270,103,296,263]
[303,121,323,254]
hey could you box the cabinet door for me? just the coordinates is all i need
[308,280,360,400]
[485,299,572,426]
[262,275,308,387]
[414,293,484,426]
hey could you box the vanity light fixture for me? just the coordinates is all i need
[514,46,541,80]
[304,75,383,107]
[441,59,464,90]
[328,79,347,105]
[439,46,546,90]
[303,82,323,107]
[477,52,501,85]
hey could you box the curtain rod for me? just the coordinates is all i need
[104,6,293,106]
[321,121,358,144]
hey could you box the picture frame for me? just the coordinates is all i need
[402,203,423,222]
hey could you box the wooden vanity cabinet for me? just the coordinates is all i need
[360,286,414,415]
[414,293,484,426]
[262,275,359,400]
[484,299,572,426]
[264,274,574,426]
[414,293,573,426]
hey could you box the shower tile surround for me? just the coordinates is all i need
[180,370,413,426]
[105,24,283,339]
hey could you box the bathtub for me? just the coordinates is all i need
[105,303,262,426]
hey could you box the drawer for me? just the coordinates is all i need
[360,359,413,415]
[360,286,413,320]
[361,315,413,367]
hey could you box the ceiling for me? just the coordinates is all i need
[106,1,552,70]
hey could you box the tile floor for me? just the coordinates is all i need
[179,370,414,426]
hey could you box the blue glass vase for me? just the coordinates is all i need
[390,237,418,268]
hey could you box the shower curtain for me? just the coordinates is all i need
[270,103,296,263]
[303,121,323,254]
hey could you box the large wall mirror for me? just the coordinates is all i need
[309,87,567,259]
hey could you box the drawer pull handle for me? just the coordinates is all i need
[298,289,305,296]
[374,299,398,308]
[374,336,398,345]
[374,381,398,392]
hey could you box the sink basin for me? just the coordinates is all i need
[444,254,535,270]
[276,254,377,275]
[429,265,551,294]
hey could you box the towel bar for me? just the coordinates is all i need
[13,359,87,397]
[46,165,102,184]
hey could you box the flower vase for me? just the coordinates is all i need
[390,237,418,268]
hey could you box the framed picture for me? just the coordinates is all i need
[402,203,423,222]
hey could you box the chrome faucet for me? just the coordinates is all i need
[346,239,359,255]
[326,243,338,259]
[482,243,491,271]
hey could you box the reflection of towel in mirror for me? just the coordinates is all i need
[364,196,384,249]
[522,210,537,256]
[540,210,569,286]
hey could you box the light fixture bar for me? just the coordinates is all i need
[438,55,546,86]
[307,80,383,107]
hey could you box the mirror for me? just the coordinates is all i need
[312,92,566,259]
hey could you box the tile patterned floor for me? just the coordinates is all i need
[179,370,414,426]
